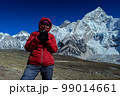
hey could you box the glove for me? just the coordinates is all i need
[37,30,48,42]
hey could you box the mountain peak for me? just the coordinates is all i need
[82,6,107,22]
[94,7,107,15]
[12,31,30,37]
[95,7,104,12]
[18,30,29,35]
[0,32,10,36]
[59,20,71,28]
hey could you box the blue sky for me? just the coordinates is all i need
[0,0,120,35]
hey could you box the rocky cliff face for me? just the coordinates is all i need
[50,7,120,58]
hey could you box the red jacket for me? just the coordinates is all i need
[24,17,58,66]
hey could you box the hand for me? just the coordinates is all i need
[42,31,48,42]
[37,30,48,42]
[37,33,42,41]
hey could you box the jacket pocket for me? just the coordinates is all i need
[29,50,42,64]
[43,52,54,64]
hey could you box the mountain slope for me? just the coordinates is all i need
[50,7,120,60]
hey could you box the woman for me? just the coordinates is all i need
[21,17,58,80]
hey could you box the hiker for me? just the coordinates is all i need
[21,17,58,80]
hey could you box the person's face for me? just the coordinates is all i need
[41,24,50,30]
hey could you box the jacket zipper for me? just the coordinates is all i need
[41,47,43,64]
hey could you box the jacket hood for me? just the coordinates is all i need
[39,17,52,32]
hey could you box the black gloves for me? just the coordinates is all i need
[37,30,48,42]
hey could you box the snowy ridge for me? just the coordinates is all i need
[12,31,30,46]
[0,31,30,49]
[12,30,30,37]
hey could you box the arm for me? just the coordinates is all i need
[45,34,58,53]
[24,32,40,52]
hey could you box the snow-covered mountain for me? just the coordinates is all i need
[50,7,120,57]
[12,31,30,47]
[0,31,30,49]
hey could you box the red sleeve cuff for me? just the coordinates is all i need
[32,34,40,45]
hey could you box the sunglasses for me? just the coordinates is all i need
[41,24,50,29]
